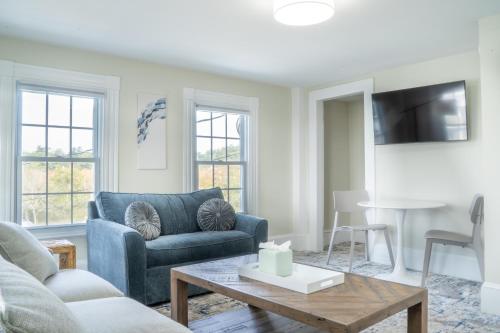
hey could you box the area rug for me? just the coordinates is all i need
[155,243,500,332]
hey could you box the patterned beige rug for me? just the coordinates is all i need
[154,243,500,332]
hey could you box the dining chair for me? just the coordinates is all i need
[421,194,484,287]
[326,190,395,272]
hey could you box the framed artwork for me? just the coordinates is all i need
[137,94,167,169]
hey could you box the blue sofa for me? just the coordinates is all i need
[87,188,268,305]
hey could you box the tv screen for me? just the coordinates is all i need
[372,81,468,145]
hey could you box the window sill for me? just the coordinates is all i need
[27,224,86,240]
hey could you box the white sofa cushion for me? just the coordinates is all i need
[0,221,58,282]
[0,256,84,333]
[44,269,124,303]
[66,297,192,333]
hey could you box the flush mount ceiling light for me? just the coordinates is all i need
[274,0,335,26]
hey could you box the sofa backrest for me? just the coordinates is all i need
[94,188,223,235]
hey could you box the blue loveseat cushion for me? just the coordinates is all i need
[95,188,223,235]
[145,231,254,267]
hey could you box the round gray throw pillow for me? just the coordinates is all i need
[197,198,236,231]
[125,201,161,240]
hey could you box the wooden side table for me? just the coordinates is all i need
[41,239,76,269]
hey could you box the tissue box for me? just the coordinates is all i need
[259,248,293,277]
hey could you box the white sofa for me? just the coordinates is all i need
[0,221,191,333]
[45,268,191,333]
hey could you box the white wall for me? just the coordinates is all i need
[307,51,483,281]
[0,36,293,268]
[371,52,482,281]
[479,14,500,315]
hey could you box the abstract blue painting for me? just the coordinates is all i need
[137,94,167,169]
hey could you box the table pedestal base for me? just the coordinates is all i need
[375,209,421,286]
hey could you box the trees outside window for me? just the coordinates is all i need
[17,86,100,226]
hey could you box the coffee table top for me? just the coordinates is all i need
[171,255,427,332]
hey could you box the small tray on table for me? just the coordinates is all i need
[238,262,344,294]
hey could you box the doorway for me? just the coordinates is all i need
[307,79,375,251]
[323,94,365,238]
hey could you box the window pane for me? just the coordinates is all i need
[229,189,242,212]
[196,111,211,136]
[212,113,226,137]
[222,190,229,202]
[212,138,226,161]
[48,94,70,126]
[73,162,94,192]
[197,164,213,189]
[48,194,71,225]
[227,114,241,138]
[22,91,46,125]
[227,139,241,161]
[229,165,242,189]
[214,165,228,189]
[48,127,70,157]
[22,195,46,227]
[22,162,46,194]
[73,193,94,223]
[196,137,211,161]
[72,129,93,157]
[72,97,94,128]
[22,126,45,157]
[48,162,71,193]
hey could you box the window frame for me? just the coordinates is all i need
[193,105,249,212]
[183,88,258,215]
[15,84,103,227]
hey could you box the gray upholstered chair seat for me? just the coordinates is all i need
[337,223,387,231]
[145,231,254,267]
[424,230,472,244]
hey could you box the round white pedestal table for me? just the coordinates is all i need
[358,199,446,286]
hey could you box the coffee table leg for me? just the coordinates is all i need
[171,272,188,326]
[408,297,428,333]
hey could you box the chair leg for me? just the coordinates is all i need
[326,227,337,265]
[383,229,395,268]
[348,231,355,272]
[364,230,370,262]
[421,240,433,287]
[473,243,485,281]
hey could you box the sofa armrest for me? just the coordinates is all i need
[87,219,146,303]
[234,214,268,252]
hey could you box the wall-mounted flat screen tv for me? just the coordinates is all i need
[372,81,468,145]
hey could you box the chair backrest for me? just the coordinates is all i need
[333,190,369,213]
[469,194,484,225]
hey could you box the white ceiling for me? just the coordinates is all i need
[0,0,499,87]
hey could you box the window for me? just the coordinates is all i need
[193,107,248,212]
[16,85,101,227]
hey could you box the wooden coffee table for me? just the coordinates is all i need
[171,255,427,333]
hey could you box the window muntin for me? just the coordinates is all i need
[17,85,101,227]
[193,107,247,213]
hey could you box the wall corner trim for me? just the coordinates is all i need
[481,281,500,315]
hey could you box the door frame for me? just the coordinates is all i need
[307,79,375,251]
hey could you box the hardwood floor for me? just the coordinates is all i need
[190,306,323,333]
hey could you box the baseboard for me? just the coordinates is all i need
[371,242,482,282]
[481,282,500,315]
[268,233,310,251]
[269,232,365,252]
[323,230,365,247]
